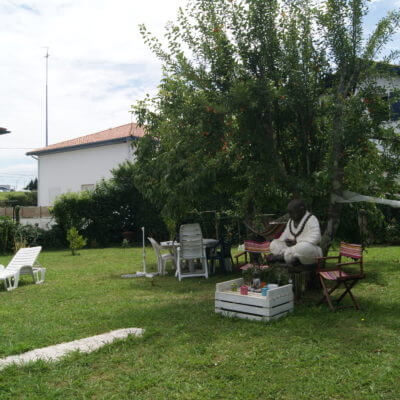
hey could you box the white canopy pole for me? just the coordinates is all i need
[121,226,158,278]
[142,226,147,274]
[332,190,400,208]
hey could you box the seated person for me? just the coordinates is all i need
[268,199,322,266]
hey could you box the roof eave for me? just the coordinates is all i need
[26,136,138,156]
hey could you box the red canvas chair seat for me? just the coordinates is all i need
[317,242,365,311]
[319,270,350,280]
[234,240,270,267]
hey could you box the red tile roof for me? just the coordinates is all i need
[27,123,145,155]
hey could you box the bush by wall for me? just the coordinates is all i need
[0,217,49,254]
[0,191,37,207]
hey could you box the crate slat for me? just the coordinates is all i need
[215,308,293,322]
[215,282,294,322]
[215,299,293,317]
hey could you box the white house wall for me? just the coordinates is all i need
[38,141,135,206]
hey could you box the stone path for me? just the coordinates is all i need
[0,327,144,371]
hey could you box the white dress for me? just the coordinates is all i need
[270,211,323,265]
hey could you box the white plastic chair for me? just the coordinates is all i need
[0,246,45,291]
[148,237,174,275]
[176,223,208,281]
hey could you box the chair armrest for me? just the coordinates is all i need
[234,251,246,259]
[0,264,4,272]
[317,256,340,268]
[317,256,340,261]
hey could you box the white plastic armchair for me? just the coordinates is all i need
[0,246,45,291]
[176,223,208,281]
[148,237,174,275]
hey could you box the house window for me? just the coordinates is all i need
[386,93,400,121]
[390,99,400,121]
[81,184,95,192]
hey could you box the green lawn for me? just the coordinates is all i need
[0,246,399,400]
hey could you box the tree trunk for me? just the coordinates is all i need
[321,99,346,256]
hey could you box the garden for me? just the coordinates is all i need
[0,245,399,399]
[2,0,400,398]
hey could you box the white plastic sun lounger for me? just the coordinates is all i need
[0,246,45,291]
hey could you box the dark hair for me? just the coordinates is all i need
[288,199,306,211]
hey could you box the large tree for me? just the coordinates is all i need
[132,0,400,252]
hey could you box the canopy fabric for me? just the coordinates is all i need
[332,190,400,208]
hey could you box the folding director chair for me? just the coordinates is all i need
[234,240,270,267]
[317,242,365,311]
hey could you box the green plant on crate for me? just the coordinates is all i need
[241,264,271,285]
[241,264,290,286]
[66,227,87,256]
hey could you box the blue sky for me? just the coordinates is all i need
[0,0,399,190]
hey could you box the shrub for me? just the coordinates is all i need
[0,191,37,207]
[37,224,67,249]
[0,217,17,254]
[66,227,87,255]
[0,218,45,254]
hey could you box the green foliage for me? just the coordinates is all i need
[66,227,87,255]
[0,218,48,254]
[51,162,167,246]
[51,191,92,233]
[132,0,400,249]
[0,191,37,206]
[24,178,38,191]
[0,217,17,254]
[37,224,68,249]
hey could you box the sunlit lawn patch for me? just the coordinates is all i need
[0,246,399,399]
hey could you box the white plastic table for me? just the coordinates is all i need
[160,239,219,273]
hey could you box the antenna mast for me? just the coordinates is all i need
[45,47,49,146]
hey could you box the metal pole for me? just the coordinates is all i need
[45,48,49,147]
[142,226,146,274]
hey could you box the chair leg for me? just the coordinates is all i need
[160,259,165,275]
[229,256,234,272]
[220,257,226,273]
[210,258,215,275]
[177,254,182,281]
[336,280,360,310]
[33,268,46,284]
[4,274,19,291]
[205,258,209,279]
[318,277,340,311]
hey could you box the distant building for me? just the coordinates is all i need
[0,185,12,192]
[26,123,145,206]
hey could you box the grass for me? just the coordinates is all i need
[0,246,399,399]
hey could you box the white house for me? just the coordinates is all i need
[27,123,144,206]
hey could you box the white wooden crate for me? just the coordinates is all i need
[215,278,294,322]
